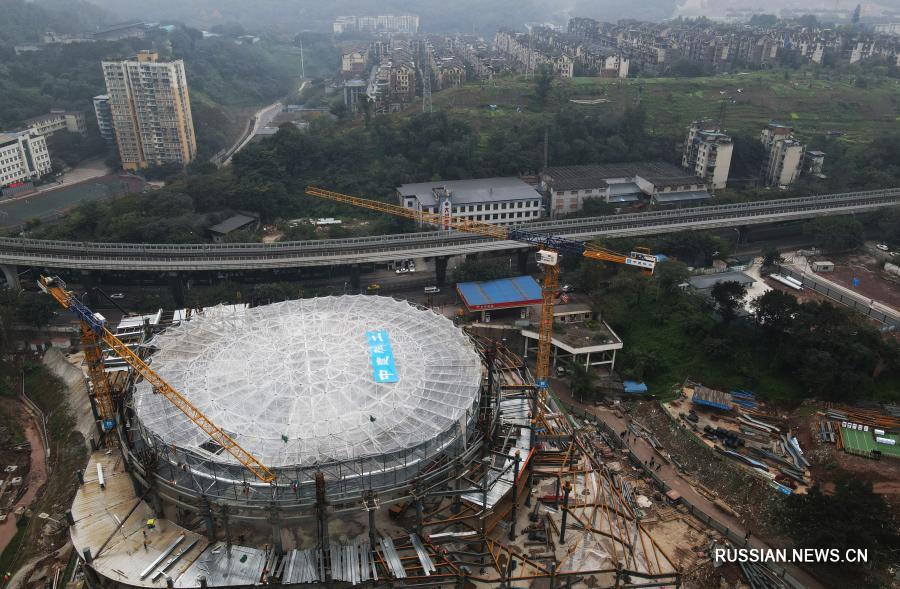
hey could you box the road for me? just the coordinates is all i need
[0,188,897,273]
[0,399,49,556]
[553,385,825,589]
[221,100,283,166]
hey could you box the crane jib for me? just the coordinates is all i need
[506,227,587,256]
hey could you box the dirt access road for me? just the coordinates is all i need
[553,385,826,589]
[0,400,48,555]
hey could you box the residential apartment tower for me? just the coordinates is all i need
[101,50,197,170]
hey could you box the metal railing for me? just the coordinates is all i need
[0,187,897,271]
[778,264,900,328]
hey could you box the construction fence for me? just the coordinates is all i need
[778,264,900,329]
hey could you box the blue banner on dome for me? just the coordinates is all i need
[366,330,399,383]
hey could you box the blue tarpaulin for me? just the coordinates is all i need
[623,381,648,394]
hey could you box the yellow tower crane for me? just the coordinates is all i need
[38,275,276,484]
[304,186,657,424]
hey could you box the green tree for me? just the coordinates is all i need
[751,290,800,335]
[451,258,515,284]
[782,475,897,569]
[534,65,553,108]
[710,280,747,322]
[653,260,690,293]
[16,292,57,328]
[760,247,782,270]
[806,216,864,252]
[566,361,597,402]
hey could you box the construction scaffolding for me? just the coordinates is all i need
[129,297,483,504]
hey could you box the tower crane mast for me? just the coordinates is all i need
[304,186,656,422]
[37,275,276,484]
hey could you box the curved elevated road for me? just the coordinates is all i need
[0,188,897,272]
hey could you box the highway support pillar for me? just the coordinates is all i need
[435,256,449,287]
[350,264,361,293]
[168,272,185,308]
[0,264,20,290]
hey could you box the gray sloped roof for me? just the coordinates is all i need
[398,177,541,207]
[208,214,257,235]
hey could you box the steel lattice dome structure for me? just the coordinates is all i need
[130,296,483,504]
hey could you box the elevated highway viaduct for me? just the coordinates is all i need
[1,188,897,291]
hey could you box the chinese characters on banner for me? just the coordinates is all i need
[366,330,399,383]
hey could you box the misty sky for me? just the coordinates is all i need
[61,0,900,36]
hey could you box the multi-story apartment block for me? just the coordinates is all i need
[22,110,87,137]
[341,50,368,76]
[496,26,630,78]
[398,177,544,227]
[366,62,392,114]
[564,16,899,74]
[101,50,197,171]
[805,150,826,178]
[342,80,367,113]
[0,130,52,188]
[761,124,805,188]
[92,95,115,144]
[333,15,419,34]
[682,121,733,190]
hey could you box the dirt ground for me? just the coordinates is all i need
[821,252,900,310]
[0,399,47,555]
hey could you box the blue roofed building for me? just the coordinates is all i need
[457,276,543,318]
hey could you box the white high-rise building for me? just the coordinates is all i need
[101,50,197,171]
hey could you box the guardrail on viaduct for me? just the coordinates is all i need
[0,188,897,272]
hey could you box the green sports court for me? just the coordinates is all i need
[841,426,900,459]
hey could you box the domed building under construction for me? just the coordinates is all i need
[60,293,678,588]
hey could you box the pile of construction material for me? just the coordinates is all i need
[669,383,811,494]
